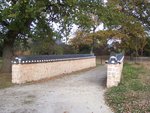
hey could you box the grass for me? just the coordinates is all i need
[0,73,13,89]
[105,62,150,113]
[0,58,13,89]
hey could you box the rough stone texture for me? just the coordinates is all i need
[0,65,113,113]
[106,62,123,88]
[12,58,96,84]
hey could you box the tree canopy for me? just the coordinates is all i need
[107,0,150,31]
[0,0,106,72]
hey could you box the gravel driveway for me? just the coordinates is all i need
[0,65,113,113]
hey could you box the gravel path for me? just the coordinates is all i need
[0,65,113,113]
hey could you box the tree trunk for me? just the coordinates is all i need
[135,49,139,64]
[90,27,96,55]
[140,49,144,63]
[1,43,14,73]
[90,46,94,54]
[1,31,17,73]
[140,49,144,56]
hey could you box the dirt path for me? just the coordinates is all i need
[0,65,113,113]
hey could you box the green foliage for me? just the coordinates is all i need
[70,5,148,55]
[108,0,150,31]
[14,37,30,52]
[104,0,149,56]
[0,0,106,41]
[122,63,139,80]
[30,37,55,55]
[0,0,109,54]
[31,40,77,55]
[61,44,78,54]
[101,4,126,28]
[128,80,144,91]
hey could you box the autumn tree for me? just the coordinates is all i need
[102,0,148,56]
[69,30,91,53]
[108,0,150,30]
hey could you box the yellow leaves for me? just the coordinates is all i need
[8,13,17,18]
[95,30,128,40]
[69,30,93,47]
[70,29,129,49]
[70,30,116,49]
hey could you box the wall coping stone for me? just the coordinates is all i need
[12,54,95,64]
[105,53,124,64]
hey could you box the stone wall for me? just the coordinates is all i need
[12,57,96,84]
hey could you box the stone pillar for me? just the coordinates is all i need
[107,64,119,88]
[106,54,124,88]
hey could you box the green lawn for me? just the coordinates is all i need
[105,63,150,113]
